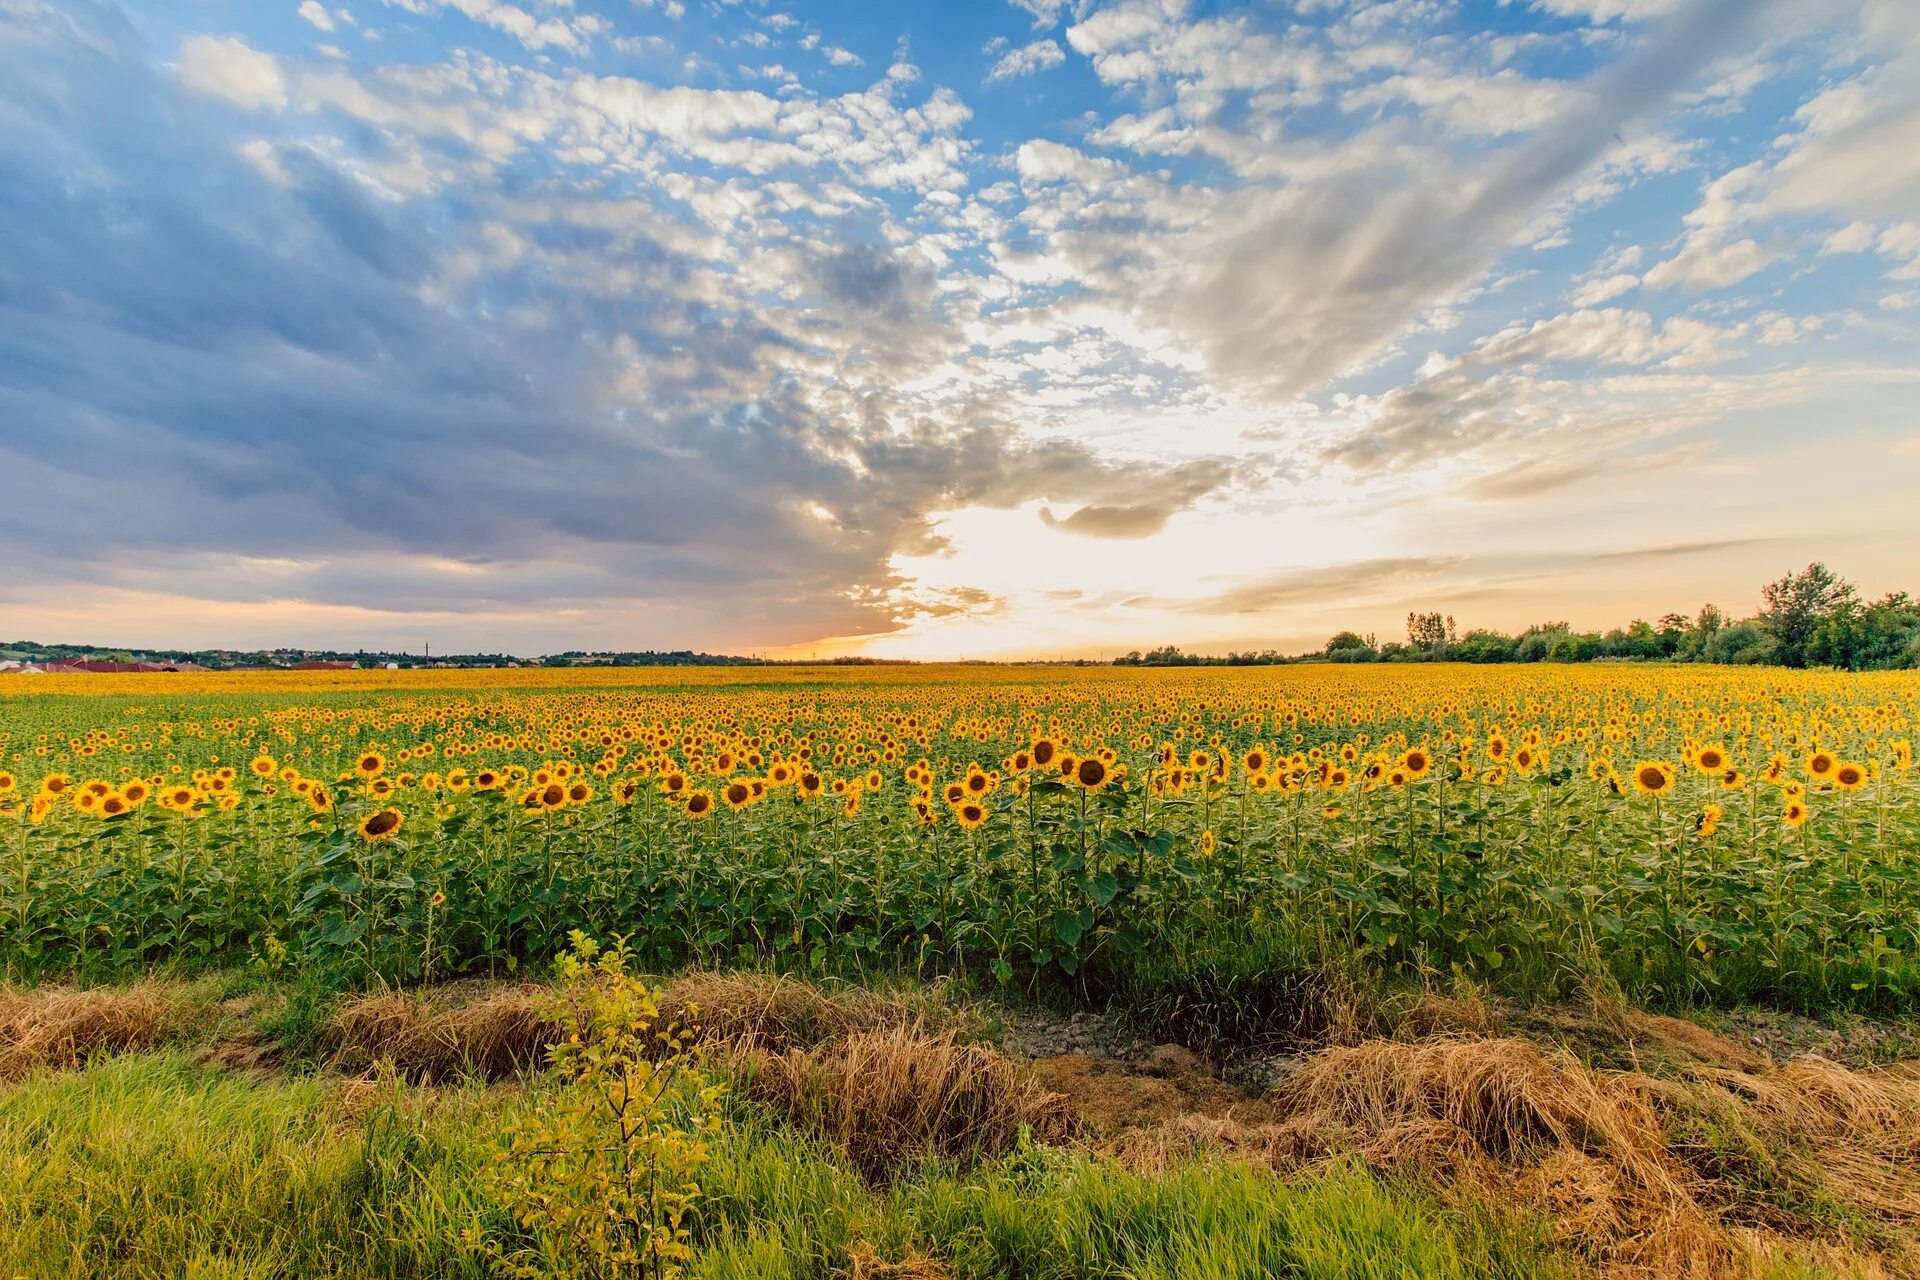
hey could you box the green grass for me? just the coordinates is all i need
[0,1051,1568,1280]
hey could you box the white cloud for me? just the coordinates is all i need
[1530,0,1683,22]
[298,2,336,32]
[1642,236,1777,291]
[176,35,287,110]
[395,0,585,53]
[1009,0,1070,28]
[1570,272,1639,305]
[988,38,1065,83]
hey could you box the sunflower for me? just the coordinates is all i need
[1806,750,1836,780]
[1832,761,1867,791]
[1401,747,1431,781]
[356,752,385,777]
[99,793,129,818]
[1631,761,1676,797]
[1198,829,1216,857]
[358,809,403,841]
[683,789,714,819]
[1695,804,1723,839]
[308,786,333,813]
[798,771,823,798]
[1030,738,1057,768]
[0,772,12,794]
[119,780,149,806]
[250,756,277,777]
[1074,756,1109,790]
[566,781,593,805]
[1783,799,1809,828]
[473,769,500,791]
[724,780,753,810]
[956,801,987,829]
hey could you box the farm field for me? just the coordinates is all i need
[4,663,1920,1279]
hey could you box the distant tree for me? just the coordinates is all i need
[1759,563,1855,668]
[1514,622,1568,663]
[1326,630,1371,654]
[1808,592,1920,671]
[1548,631,1603,663]
[1405,612,1452,654]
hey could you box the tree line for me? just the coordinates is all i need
[1115,564,1920,671]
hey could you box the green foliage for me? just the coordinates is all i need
[480,933,725,1280]
[0,1049,1568,1280]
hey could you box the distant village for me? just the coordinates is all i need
[0,642,797,675]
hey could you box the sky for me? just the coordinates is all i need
[1,0,1917,661]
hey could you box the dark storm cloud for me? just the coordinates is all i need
[0,1,1227,646]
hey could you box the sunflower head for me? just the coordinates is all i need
[358,808,403,841]
[1631,761,1675,797]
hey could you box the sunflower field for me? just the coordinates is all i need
[2,663,1916,1013]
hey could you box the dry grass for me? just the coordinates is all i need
[738,1021,1078,1178]
[321,971,933,1082]
[1096,1029,1920,1279]
[837,1239,953,1279]
[323,982,554,1081]
[321,976,1066,1178]
[0,981,214,1079]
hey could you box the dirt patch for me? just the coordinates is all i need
[1031,1045,1282,1135]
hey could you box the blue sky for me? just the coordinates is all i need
[2,0,1917,658]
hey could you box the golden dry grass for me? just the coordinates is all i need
[736,1021,1079,1177]
[0,981,212,1079]
[320,971,933,1081]
[1097,1029,1920,1279]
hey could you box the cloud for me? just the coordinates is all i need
[298,2,336,32]
[1530,0,1683,22]
[1642,236,1777,291]
[1174,558,1464,616]
[390,0,584,53]
[1008,0,1070,29]
[988,38,1065,82]
[0,1,1222,649]
[176,35,287,110]
[1326,308,1772,479]
[1072,0,1778,403]
[1571,272,1640,305]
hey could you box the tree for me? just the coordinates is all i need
[1326,630,1371,654]
[1808,591,1920,671]
[1759,563,1855,668]
[1405,612,1452,655]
